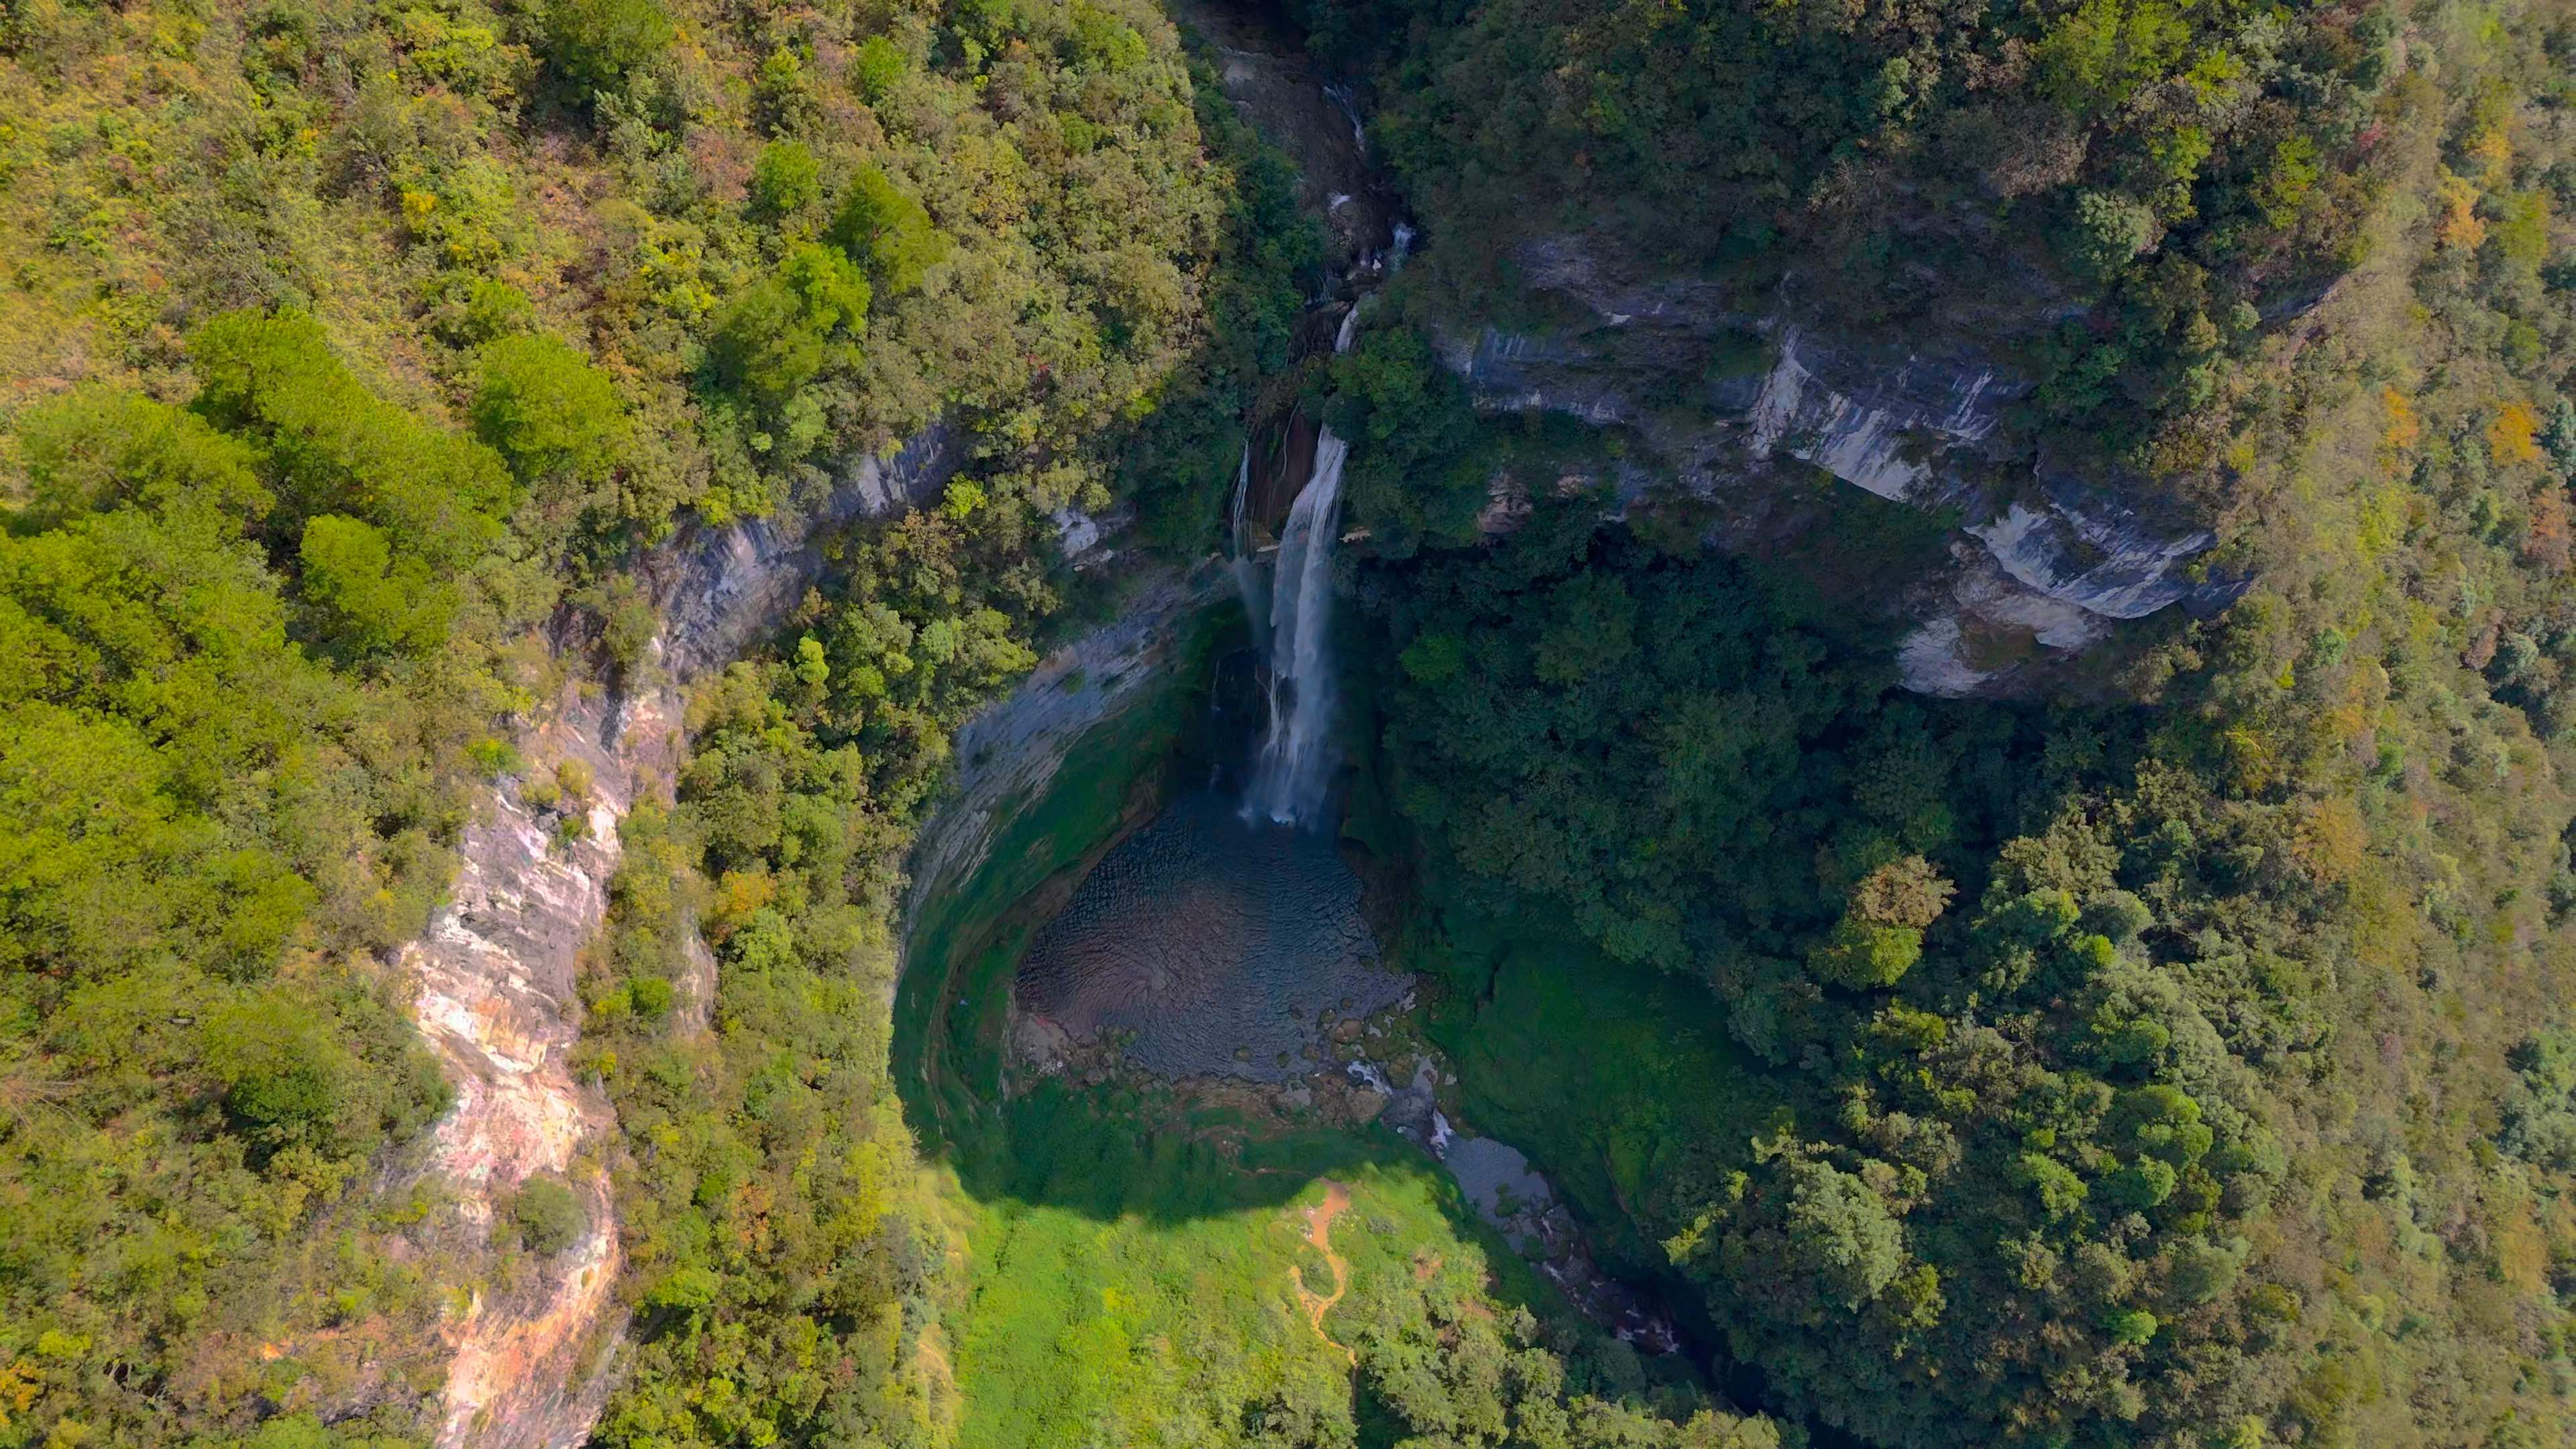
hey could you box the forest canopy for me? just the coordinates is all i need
[5,0,2576,1446]
[0,0,1281,1436]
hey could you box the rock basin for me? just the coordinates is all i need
[1014,790,1409,1081]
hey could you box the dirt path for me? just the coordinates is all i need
[1291,1180,1355,1364]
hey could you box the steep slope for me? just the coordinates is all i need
[404,437,945,1447]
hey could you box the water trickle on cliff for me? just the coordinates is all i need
[1228,443,1269,648]
[1243,306,1361,827]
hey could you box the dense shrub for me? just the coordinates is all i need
[505,1176,589,1255]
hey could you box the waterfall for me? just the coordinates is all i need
[1245,427,1350,826]
[1234,300,1364,828]
[1227,444,1267,648]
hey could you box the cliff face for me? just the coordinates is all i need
[1169,0,2224,693]
[1446,235,2241,694]
[410,676,643,1449]
[905,566,1230,924]
[1176,0,1397,272]
[405,435,949,1449]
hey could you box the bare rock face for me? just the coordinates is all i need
[1741,329,2019,502]
[404,437,947,1449]
[653,431,953,679]
[410,687,639,1449]
[1171,0,1397,269]
[906,565,1230,920]
[1443,235,2245,696]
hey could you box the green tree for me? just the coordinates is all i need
[505,1175,588,1254]
[203,991,368,1161]
[1808,917,1923,990]
[780,240,871,329]
[853,35,909,104]
[749,139,821,221]
[2029,0,2191,118]
[472,334,629,488]
[709,278,828,413]
[1784,1161,1907,1310]
[1697,1157,1909,1318]
[533,0,674,98]
[1326,325,1489,556]
[2061,189,2159,282]
[298,514,453,659]
[190,309,513,566]
[14,387,270,529]
[828,165,947,297]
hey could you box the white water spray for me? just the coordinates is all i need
[1245,427,1349,826]
[1241,303,1363,827]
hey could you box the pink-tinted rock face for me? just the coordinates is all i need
[405,437,947,1449]
[406,690,639,1449]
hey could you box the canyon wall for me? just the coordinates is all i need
[1442,231,2246,696]
[405,435,949,1448]
[904,564,1231,928]
[1444,235,2245,694]
[1182,12,2235,698]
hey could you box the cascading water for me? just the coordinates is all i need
[1239,304,1363,827]
[1228,444,1268,649]
[1244,427,1350,825]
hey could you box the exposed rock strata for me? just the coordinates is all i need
[1444,235,2243,694]
[906,565,1231,920]
[405,435,948,1449]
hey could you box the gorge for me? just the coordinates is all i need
[5,0,2573,1446]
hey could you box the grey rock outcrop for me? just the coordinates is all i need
[1741,329,2018,503]
[652,429,953,679]
[906,564,1231,921]
[1444,235,2241,695]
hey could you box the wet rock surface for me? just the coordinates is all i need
[905,564,1231,919]
[1171,0,1397,269]
[1436,1131,1677,1352]
[1014,792,1407,1081]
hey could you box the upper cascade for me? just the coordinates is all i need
[1229,443,1269,649]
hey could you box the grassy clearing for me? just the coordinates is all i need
[943,1151,1450,1448]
